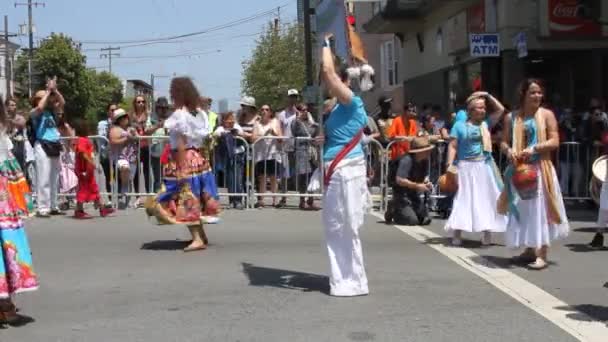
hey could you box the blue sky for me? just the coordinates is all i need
[3,0,298,111]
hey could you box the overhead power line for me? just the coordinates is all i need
[78,1,289,45]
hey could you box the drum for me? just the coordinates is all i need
[438,166,458,194]
[590,155,608,205]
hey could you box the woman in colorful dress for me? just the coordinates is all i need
[498,79,569,270]
[445,92,507,246]
[319,33,371,297]
[0,97,39,323]
[148,77,219,252]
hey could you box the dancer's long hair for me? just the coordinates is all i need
[170,77,200,113]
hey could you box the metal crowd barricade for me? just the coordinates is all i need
[250,136,322,208]
[54,135,112,207]
[212,135,251,208]
[365,138,386,210]
[108,135,167,209]
[557,141,600,202]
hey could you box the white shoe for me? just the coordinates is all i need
[451,237,462,246]
[201,216,220,224]
[481,232,492,246]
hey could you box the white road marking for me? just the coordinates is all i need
[370,212,607,342]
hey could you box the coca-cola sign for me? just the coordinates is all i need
[548,0,601,36]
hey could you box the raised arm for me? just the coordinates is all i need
[321,34,353,106]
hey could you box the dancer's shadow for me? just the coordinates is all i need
[555,304,608,326]
[140,240,190,251]
[0,314,35,329]
[241,262,330,295]
[564,243,608,253]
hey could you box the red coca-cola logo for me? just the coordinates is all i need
[548,0,601,36]
[552,2,582,18]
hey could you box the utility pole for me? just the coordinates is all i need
[100,46,120,74]
[303,0,313,87]
[3,16,17,97]
[150,73,169,105]
[15,0,45,98]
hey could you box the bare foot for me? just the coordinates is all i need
[183,241,207,252]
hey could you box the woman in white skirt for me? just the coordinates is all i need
[318,33,371,297]
[445,92,506,246]
[498,79,569,270]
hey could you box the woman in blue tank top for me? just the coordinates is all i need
[319,33,371,297]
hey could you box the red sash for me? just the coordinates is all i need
[323,130,363,187]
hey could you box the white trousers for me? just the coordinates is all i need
[322,157,371,297]
[34,142,60,212]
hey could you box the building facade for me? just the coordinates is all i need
[351,1,406,114]
[124,79,153,109]
[0,39,20,98]
[363,0,608,113]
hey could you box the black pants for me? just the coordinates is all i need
[100,156,112,195]
[134,148,151,193]
[389,191,430,226]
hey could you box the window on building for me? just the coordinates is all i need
[380,37,400,88]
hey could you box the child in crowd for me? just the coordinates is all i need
[73,119,115,219]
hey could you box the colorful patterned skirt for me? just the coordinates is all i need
[0,174,38,299]
[0,155,34,218]
[149,149,219,227]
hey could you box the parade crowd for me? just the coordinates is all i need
[2,63,608,321]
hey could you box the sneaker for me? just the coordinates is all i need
[452,237,462,247]
[49,209,65,216]
[100,208,115,217]
[36,211,51,218]
[74,211,93,220]
[234,202,244,210]
[481,232,492,246]
[201,216,220,224]
[589,233,604,248]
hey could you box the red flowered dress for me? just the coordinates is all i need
[75,137,100,203]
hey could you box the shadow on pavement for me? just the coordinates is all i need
[564,243,608,253]
[424,237,503,249]
[555,304,608,326]
[140,240,191,251]
[0,314,35,329]
[469,255,517,269]
[241,262,330,295]
[573,227,602,233]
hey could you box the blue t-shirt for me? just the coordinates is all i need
[455,109,468,123]
[450,121,486,160]
[34,111,60,142]
[323,96,367,161]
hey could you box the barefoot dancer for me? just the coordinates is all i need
[499,79,569,270]
[147,77,219,252]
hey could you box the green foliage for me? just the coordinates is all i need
[241,22,306,111]
[86,70,124,122]
[14,33,123,125]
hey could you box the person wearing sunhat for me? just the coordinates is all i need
[384,136,433,226]
[108,108,138,208]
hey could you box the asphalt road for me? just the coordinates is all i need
[1,206,604,342]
